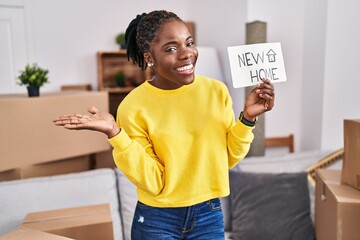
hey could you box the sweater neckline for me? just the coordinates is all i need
[143,75,199,95]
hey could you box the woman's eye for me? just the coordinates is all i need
[166,47,177,52]
[187,41,194,47]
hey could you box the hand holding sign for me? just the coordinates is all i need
[243,78,275,120]
[228,42,286,88]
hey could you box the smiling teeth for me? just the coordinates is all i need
[177,64,193,72]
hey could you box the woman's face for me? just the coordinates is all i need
[146,20,198,90]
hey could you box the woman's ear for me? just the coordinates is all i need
[144,52,154,66]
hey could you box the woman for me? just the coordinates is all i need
[54,10,275,240]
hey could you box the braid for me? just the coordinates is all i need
[125,13,146,70]
[125,10,182,70]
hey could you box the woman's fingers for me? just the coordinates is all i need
[64,123,82,129]
[53,114,89,126]
[62,115,89,130]
[256,89,274,100]
[53,116,70,126]
[256,78,275,100]
[257,78,275,110]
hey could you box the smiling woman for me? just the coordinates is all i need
[126,12,198,90]
[145,20,197,89]
[53,9,275,240]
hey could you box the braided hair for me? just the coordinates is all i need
[125,10,182,70]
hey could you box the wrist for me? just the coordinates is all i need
[239,111,257,127]
[107,123,121,139]
[243,111,256,122]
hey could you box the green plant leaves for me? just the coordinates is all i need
[17,63,49,87]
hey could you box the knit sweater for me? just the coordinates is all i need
[108,75,254,207]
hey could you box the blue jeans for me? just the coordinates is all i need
[131,198,225,240]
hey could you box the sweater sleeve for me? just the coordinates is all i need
[108,127,165,196]
[222,84,254,168]
[227,120,254,168]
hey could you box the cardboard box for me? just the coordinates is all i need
[315,169,360,240]
[342,119,360,190]
[18,155,93,179]
[0,168,21,182]
[0,155,93,181]
[0,226,74,240]
[22,204,114,240]
[95,150,116,169]
[0,92,111,173]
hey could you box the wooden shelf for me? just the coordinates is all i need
[97,50,153,117]
[97,50,153,90]
[102,86,135,93]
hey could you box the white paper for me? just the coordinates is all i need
[227,42,287,88]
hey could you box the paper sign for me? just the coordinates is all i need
[227,42,287,88]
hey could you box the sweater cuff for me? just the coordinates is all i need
[107,128,132,151]
[234,119,255,140]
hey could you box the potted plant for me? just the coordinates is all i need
[115,32,126,49]
[17,63,49,97]
[115,71,126,87]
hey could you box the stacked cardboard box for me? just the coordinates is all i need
[0,155,93,181]
[0,92,111,181]
[342,119,360,190]
[315,119,360,240]
[315,169,360,240]
[22,204,114,240]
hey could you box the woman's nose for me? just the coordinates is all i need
[179,46,193,59]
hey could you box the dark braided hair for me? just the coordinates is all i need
[125,10,182,70]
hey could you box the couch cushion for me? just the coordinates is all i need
[221,196,232,232]
[229,171,315,240]
[0,169,122,240]
[221,149,336,231]
[115,168,137,240]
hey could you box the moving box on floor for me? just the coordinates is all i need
[315,169,360,240]
[22,204,114,240]
[0,226,75,240]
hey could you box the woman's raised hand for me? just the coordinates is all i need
[242,78,275,121]
[53,106,120,138]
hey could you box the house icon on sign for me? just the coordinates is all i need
[266,49,276,62]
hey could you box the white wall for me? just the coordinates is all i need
[300,0,327,151]
[321,0,360,150]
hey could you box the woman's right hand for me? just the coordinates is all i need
[53,106,120,138]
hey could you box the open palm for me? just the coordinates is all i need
[53,106,119,137]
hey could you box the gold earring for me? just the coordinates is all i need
[148,63,153,67]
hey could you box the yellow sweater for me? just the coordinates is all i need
[108,75,254,207]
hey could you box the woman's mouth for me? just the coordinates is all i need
[176,63,194,74]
